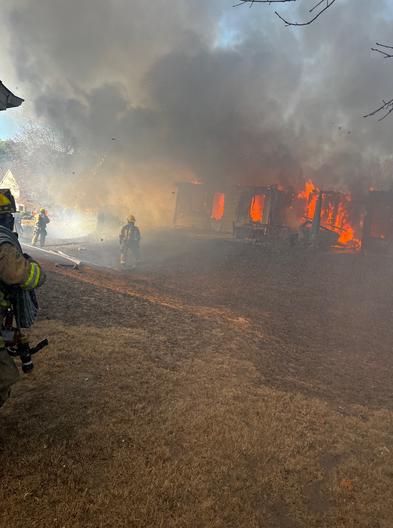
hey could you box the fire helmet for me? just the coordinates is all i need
[127,214,136,223]
[40,207,46,214]
[0,189,16,214]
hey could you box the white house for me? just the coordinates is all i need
[0,169,20,201]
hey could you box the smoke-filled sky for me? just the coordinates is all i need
[1,0,393,221]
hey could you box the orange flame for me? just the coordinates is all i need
[297,180,318,220]
[334,199,356,245]
[211,192,225,220]
[297,180,360,248]
[249,194,265,222]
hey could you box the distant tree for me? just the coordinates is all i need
[0,138,19,160]
[0,123,75,202]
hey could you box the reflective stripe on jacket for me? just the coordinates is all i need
[0,243,45,289]
[21,261,42,290]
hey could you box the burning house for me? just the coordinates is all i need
[173,182,293,237]
[173,179,364,250]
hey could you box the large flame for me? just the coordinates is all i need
[249,194,265,222]
[297,180,318,220]
[335,199,356,245]
[297,180,360,248]
[211,192,225,220]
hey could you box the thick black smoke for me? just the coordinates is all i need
[1,0,393,223]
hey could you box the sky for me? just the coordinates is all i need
[0,0,393,207]
[0,112,20,138]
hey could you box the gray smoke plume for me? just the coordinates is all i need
[1,0,393,224]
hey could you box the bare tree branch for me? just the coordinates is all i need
[234,0,337,27]
[363,44,393,120]
[376,43,393,50]
[364,99,393,121]
[276,0,336,26]
[371,42,393,59]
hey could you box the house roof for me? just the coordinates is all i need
[0,81,24,111]
[0,167,36,204]
[0,168,20,197]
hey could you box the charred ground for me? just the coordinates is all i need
[1,234,393,527]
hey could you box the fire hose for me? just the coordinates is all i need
[2,291,49,373]
[22,243,81,268]
[7,333,49,373]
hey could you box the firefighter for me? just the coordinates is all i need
[0,189,46,407]
[32,208,50,247]
[14,210,23,237]
[119,214,141,267]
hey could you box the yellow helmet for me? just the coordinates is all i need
[40,207,46,214]
[127,214,136,223]
[0,189,16,214]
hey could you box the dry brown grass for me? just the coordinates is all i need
[1,240,393,527]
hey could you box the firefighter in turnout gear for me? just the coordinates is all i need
[0,190,46,407]
[119,215,141,267]
[32,208,50,247]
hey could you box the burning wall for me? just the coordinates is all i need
[295,181,362,248]
[174,179,368,249]
[173,183,273,232]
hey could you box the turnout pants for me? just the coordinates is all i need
[120,242,140,265]
[32,228,47,248]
